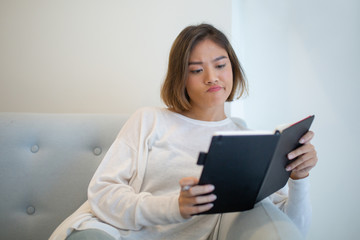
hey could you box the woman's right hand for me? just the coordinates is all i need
[178,177,217,219]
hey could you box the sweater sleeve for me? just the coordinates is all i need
[87,109,186,231]
[269,177,312,236]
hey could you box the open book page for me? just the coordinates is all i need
[275,115,315,133]
[215,116,314,136]
[214,130,273,136]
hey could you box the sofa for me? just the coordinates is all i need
[0,112,301,240]
[0,113,128,240]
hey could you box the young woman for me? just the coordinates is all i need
[50,24,317,240]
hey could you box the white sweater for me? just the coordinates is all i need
[50,107,311,240]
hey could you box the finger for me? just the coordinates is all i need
[192,203,214,215]
[291,155,317,171]
[288,143,315,160]
[179,177,199,190]
[179,177,198,187]
[182,203,214,217]
[188,184,215,196]
[286,150,317,171]
[179,192,216,218]
[193,194,217,205]
[181,185,191,191]
[299,131,315,144]
[179,186,215,208]
[180,193,217,205]
[292,161,316,172]
[291,163,315,178]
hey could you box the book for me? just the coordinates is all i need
[196,115,315,214]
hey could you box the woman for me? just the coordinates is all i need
[50,23,317,240]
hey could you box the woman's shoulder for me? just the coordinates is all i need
[131,106,168,119]
[127,107,174,126]
[117,107,167,141]
[229,117,248,130]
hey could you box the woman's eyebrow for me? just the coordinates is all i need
[213,56,227,62]
[188,61,202,66]
[188,56,228,66]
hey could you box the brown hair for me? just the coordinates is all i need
[161,23,248,112]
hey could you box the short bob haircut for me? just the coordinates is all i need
[161,23,248,112]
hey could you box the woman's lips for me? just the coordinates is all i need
[207,86,223,92]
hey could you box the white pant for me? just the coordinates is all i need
[211,199,304,240]
[67,199,304,240]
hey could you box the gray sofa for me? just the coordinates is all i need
[0,113,128,240]
[0,113,249,240]
[0,112,298,240]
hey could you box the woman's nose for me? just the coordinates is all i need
[204,68,218,84]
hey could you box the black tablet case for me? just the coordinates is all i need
[197,115,314,214]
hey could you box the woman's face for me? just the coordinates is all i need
[185,39,233,111]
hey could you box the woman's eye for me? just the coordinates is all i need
[216,63,226,69]
[190,69,203,74]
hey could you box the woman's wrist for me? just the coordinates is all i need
[290,172,309,180]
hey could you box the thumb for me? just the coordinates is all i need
[179,177,199,188]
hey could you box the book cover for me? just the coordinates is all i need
[197,115,315,214]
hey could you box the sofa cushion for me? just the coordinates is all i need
[0,113,128,240]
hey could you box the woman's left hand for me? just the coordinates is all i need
[286,131,318,180]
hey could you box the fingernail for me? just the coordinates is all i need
[181,185,191,191]
[211,194,217,201]
[286,166,292,171]
[288,153,294,160]
[299,138,305,144]
[208,185,215,191]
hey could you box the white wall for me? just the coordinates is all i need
[0,0,232,114]
[230,0,360,239]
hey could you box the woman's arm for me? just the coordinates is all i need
[87,109,186,231]
[272,130,318,236]
[271,178,312,236]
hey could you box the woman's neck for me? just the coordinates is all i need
[179,106,227,122]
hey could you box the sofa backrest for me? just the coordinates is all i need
[0,113,128,240]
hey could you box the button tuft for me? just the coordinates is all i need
[26,206,36,215]
[31,145,39,153]
[93,147,102,156]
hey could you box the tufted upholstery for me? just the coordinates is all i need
[0,113,251,240]
[0,113,128,240]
